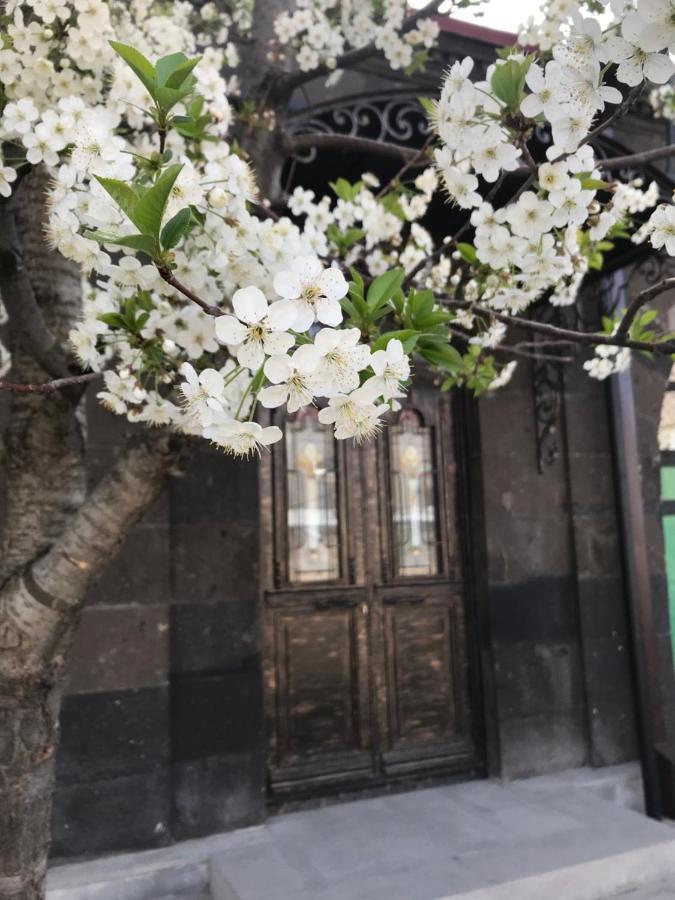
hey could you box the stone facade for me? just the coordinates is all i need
[1,20,674,862]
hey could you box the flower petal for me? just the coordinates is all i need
[644,52,675,84]
[264,330,294,356]
[317,266,348,300]
[292,343,321,373]
[215,315,247,346]
[315,296,343,326]
[237,338,265,370]
[264,354,293,383]
[233,286,268,324]
[258,384,288,408]
[267,299,298,332]
[273,270,302,300]
[292,254,323,282]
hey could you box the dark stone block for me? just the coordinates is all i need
[88,522,171,606]
[56,687,169,785]
[499,711,588,778]
[171,602,260,676]
[65,604,169,694]
[576,576,629,640]
[489,577,578,645]
[170,447,258,526]
[171,521,258,606]
[172,753,265,840]
[493,640,585,719]
[572,509,623,579]
[171,672,263,763]
[567,453,616,515]
[583,641,637,767]
[650,573,671,636]
[51,768,171,858]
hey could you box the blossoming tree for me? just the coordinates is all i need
[2,0,675,895]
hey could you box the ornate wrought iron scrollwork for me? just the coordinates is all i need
[286,91,432,163]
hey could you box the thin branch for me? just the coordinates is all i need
[596,143,675,171]
[288,132,419,162]
[614,276,675,342]
[0,372,100,395]
[445,298,675,356]
[376,135,434,199]
[284,0,444,89]
[158,267,224,317]
[580,84,645,150]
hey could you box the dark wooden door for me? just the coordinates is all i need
[261,387,479,798]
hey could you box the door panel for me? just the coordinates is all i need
[378,594,473,771]
[265,592,372,787]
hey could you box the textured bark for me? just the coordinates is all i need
[235,0,295,204]
[0,173,188,897]
[0,173,85,586]
[0,430,184,900]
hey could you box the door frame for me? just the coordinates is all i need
[257,386,500,804]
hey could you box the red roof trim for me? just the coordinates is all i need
[433,14,517,47]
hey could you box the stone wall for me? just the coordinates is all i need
[49,397,265,857]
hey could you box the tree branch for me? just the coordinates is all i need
[0,372,100,394]
[288,132,420,161]
[158,267,224,317]
[0,429,188,680]
[614,276,675,342]
[442,297,675,356]
[0,203,74,379]
[284,0,445,89]
[596,143,675,171]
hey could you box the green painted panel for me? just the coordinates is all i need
[661,515,675,662]
[661,467,675,500]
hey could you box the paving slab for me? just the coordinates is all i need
[47,764,675,900]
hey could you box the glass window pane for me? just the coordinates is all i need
[389,410,440,578]
[286,409,340,583]
[662,467,675,501]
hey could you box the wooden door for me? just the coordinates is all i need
[261,389,479,799]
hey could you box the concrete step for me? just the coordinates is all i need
[47,765,675,900]
[612,883,675,899]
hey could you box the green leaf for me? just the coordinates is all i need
[367,268,405,309]
[109,41,156,99]
[160,207,191,250]
[97,312,126,329]
[457,242,478,265]
[93,177,140,228]
[490,58,530,109]
[164,56,201,89]
[418,340,463,371]
[418,96,436,118]
[84,230,159,256]
[578,176,608,191]
[133,163,183,238]
[372,329,420,353]
[155,52,188,85]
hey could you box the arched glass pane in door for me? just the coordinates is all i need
[389,409,440,578]
[286,408,340,583]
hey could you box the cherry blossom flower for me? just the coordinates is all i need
[273,256,348,331]
[215,286,295,371]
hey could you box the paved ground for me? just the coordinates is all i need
[49,764,675,900]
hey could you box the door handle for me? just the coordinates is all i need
[383,596,425,606]
[315,596,360,610]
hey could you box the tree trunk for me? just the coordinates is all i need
[0,172,190,897]
[0,430,186,900]
[0,682,59,900]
